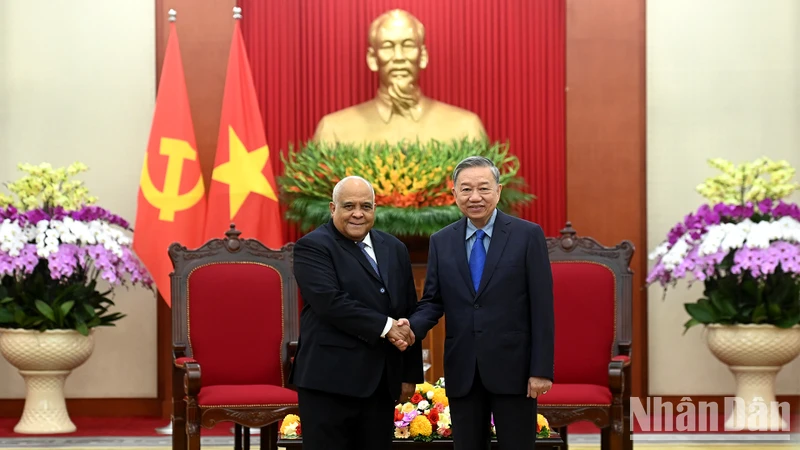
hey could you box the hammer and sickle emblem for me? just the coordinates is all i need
[140,137,204,222]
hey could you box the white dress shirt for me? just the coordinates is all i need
[358,233,394,339]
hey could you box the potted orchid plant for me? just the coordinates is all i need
[0,162,153,434]
[646,157,800,430]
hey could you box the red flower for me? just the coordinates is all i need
[297,423,302,436]
[394,409,404,421]
[428,410,440,424]
[410,393,424,404]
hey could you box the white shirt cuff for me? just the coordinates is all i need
[381,317,393,338]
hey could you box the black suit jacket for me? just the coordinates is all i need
[289,220,424,400]
[409,210,555,398]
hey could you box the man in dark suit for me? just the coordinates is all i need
[400,156,555,450]
[289,175,424,450]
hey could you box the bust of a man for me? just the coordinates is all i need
[312,9,487,146]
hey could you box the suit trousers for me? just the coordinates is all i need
[450,365,537,450]
[297,365,395,450]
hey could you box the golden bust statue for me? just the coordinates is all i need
[312,9,487,146]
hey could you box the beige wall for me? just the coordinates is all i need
[0,1,157,398]
[647,0,800,395]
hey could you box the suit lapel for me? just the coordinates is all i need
[452,218,476,297]
[476,211,511,297]
[331,225,382,282]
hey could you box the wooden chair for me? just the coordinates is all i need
[538,222,634,450]
[169,224,300,450]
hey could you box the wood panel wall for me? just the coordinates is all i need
[564,0,648,397]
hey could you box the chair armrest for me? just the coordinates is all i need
[183,361,202,397]
[174,357,197,368]
[611,355,630,367]
[608,357,631,397]
[288,341,298,363]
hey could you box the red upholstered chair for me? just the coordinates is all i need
[538,222,634,450]
[169,225,300,450]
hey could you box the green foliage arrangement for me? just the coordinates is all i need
[278,138,535,237]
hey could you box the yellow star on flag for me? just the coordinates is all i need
[211,125,277,220]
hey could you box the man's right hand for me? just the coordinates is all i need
[387,318,415,351]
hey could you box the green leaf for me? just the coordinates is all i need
[751,303,768,323]
[682,318,702,334]
[0,297,13,304]
[13,309,26,326]
[709,292,737,320]
[60,301,75,316]
[34,300,56,322]
[0,308,14,324]
[685,302,718,323]
[83,303,97,318]
[76,322,89,336]
[774,312,800,328]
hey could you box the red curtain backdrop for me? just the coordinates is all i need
[240,0,565,242]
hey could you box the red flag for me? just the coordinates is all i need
[203,20,283,248]
[133,20,207,306]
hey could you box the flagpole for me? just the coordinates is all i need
[225,5,259,438]
[226,2,260,439]
[154,6,178,439]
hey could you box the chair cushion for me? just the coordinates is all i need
[551,262,616,386]
[187,262,286,387]
[537,383,611,406]
[198,384,298,407]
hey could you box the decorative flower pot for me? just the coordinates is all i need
[0,328,95,434]
[705,324,800,431]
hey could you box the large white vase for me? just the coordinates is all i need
[0,328,95,434]
[705,324,800,431]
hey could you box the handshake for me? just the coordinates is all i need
[387,318,415,351]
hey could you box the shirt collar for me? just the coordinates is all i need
[359,232,374,249]
[465,209,498,240]
[376,88,424,123]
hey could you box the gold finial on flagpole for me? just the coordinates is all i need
[168,9,177,22]
[233,6,242,20]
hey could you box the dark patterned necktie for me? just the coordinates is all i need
[357,241,380,276]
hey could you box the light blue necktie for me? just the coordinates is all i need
[356,241,380,276]
[469,229,486,292]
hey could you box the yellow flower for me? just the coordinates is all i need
[394,426,410,439]
[431,388,449,406]
[409,415,432,437]
[416,382,435,395]
[695,157,799,204]
[280,414,300,436]
[1,161,96,212]
[400,402,416,414]
[537,414,549,430]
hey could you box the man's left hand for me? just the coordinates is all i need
[527,377,552,398]
[399,382,416,402]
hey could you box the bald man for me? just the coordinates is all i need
[288,176,424,450]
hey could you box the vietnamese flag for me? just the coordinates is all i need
[203,19,283,248]
[133,18,207,305]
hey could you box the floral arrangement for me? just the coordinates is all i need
[646,157,800,332]
[0,162,153,335]
[279,377,551,441]
[278,138,534,236]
